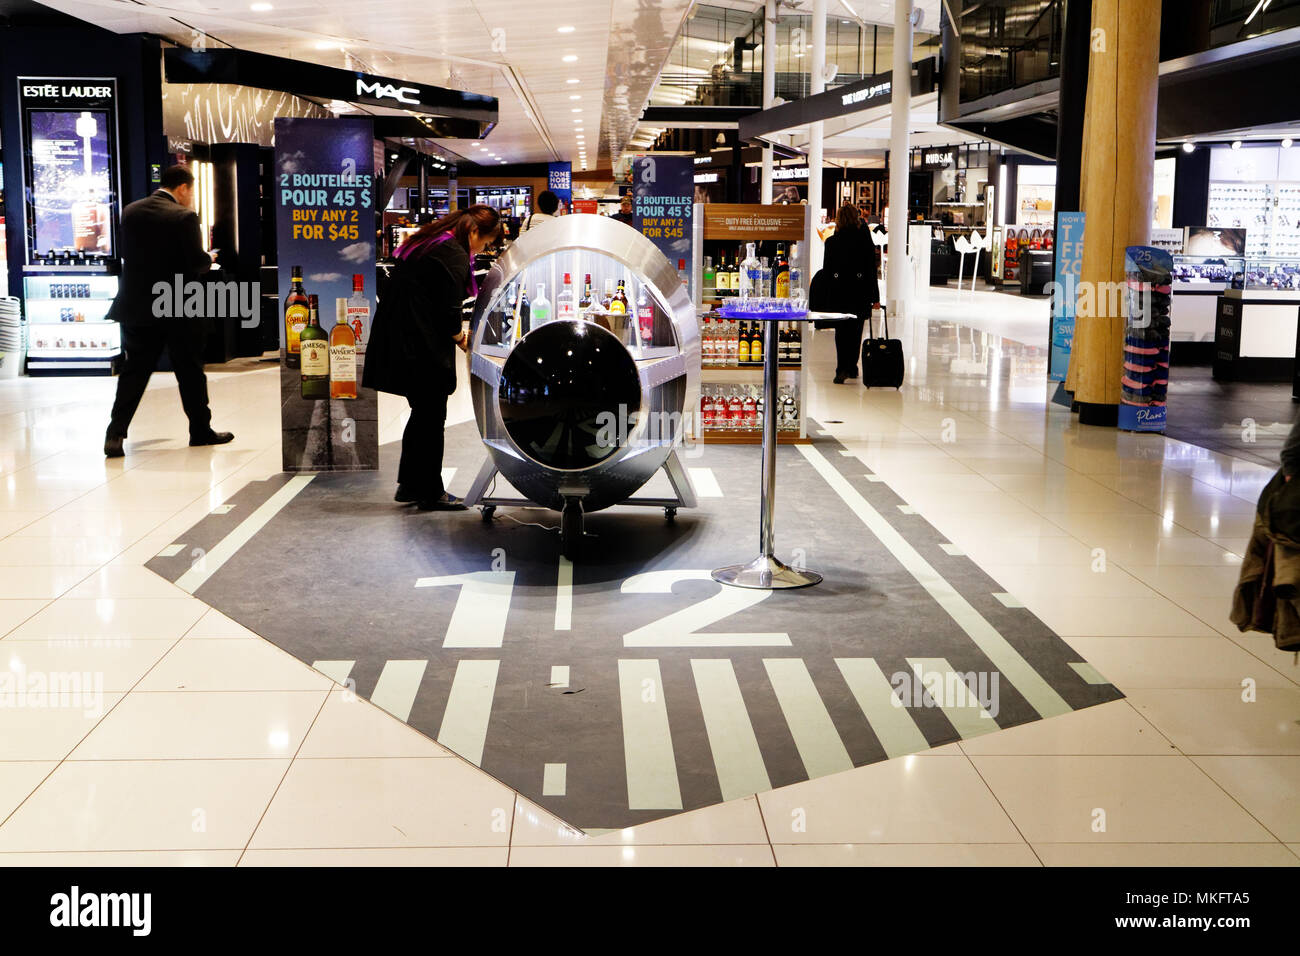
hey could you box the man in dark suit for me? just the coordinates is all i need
[103,165,233,457]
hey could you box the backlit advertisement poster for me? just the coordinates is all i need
[631,154,693,299]
[1049,211,1084,382]
[18,78,119,263]
[547,161,572,213]
[274,117,378,472]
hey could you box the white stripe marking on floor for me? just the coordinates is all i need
[687,467,724,497]
[156,543,185,558]
[555,557,572,631]
[371,659,428,722]
[617,659,682,810]
[905,657,999,739]
[437,659,500,767]
[312,660,356,685]
[897,504,916,514]
[414,571,514,647]
[174,475,315,594]
[939,543,965,556]
[549,665,570,688]
[865,475,885,482]
[797,443,1071,719]
[763,658,853,779]
[1069,661,1109,685]
[834,657,930,759]
[210,504,235,515]
[993,592,1025,608]
[691,659,772,801]
[543,762,567,796]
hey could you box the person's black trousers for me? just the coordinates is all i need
[834,318,866,379]
[107,320,212,440]
[398,393,449,498]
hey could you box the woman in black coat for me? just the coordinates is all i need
[821,204,881,383]
[363,205,502,510]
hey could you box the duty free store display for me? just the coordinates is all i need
[0,298,21,379]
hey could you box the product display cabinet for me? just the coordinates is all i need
[464,214,699,558]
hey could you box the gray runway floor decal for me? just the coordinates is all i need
[147,421,1122,830]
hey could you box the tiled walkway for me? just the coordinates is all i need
[0,287,1296,866]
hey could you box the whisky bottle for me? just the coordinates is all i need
[330,299,358,400]
[284,265,309,369]
[774,244,790,298]
[579,274,593,315]
[610,279,628,315]
[300,295,329,399]
[738,321,751,364]
[750,320,763,364]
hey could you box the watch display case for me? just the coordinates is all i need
[464,214,699,558]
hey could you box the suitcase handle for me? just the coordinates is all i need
[869,304,888,340]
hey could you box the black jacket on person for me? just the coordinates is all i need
[363,237,470,400]
[821,224,881,321]
[106,190,212,327]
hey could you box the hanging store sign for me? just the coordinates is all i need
[274,116,378,472]
[547,161,572,209]
[701,204,805,242]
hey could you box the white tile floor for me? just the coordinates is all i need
[0,286,1296,866]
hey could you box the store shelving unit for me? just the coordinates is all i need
[22,273,120,375]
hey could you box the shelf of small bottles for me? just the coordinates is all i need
[702,363,802,370]
[701,430,808,444]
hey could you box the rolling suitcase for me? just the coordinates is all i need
[861,306,903,389]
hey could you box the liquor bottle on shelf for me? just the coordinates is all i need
[715,254,729,295]
[789,242,803,304]
[300,295,329,400]
[610,279,628,315]
[728,386,744,430]
[283,265,309,369]
[557,273,576,318]
[601,278,615,311]
[726,317,739,367]
[579,274,593,316]
[737,321,751,365]
[743,385,758,431]
[703,256,716,293]
[790,321,802,363]
[347,274,369,351]
[678,258,689,289]
[750,320,763,364]
[532,283,552,325]
[778,323,790,363]
[774,244,790,298]
[330,299,358,400]
[636,283,653,344]
[700,316,713,365]
[759,257,772,298]
[739,243,761,300]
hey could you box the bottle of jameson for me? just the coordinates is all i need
[299,295,329,400]
[283,266,309,369]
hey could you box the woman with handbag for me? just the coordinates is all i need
[821,204,881,384]
[363,204,502,511]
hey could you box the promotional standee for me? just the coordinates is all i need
[274,117,378,471]
[1050,211,1084,382]
[546,161,571,212]
[18,77,122,375]
[1119,245,1173,433]
[631,155,693,302]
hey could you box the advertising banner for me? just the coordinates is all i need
[631,155,693,299]
[1118,245,1173,433]
[274,117,378,471]
[1049,211,1084,382]
[547,161,572,212]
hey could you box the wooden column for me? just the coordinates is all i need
[1064,0,1161,425]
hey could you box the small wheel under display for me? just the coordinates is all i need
[665,507,677,521]
[561,500,583,560]
[480,505,496,521]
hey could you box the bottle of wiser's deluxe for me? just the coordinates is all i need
[284,265,309,369]
[330,299,357,400]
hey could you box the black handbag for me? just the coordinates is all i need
[809,268,859,329]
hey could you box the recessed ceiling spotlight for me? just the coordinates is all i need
[250,2,272,10]
[557,25,575,33]
[570,94,581,100]
[1182,141,1195,152]
[571,108,582,113]
[566,78,579,84]
[1284,138,1294,149]
[1231,140,1242,149]
[562,55,578,62]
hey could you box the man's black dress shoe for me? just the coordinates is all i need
[189,431,235,447]
[104,436,124,458]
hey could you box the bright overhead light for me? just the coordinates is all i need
[1231,140,1242,149]
[569,94,581,100]
[562,55,578,62]
[571,108,582,113]
[250,2,272,9]
[314,40,334,49]
[557,25,575,33]
[1182,141,1195,152]
[1283,138,1294,148]
[498,159,506,164]
[566,78,579,84]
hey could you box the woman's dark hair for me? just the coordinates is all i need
[397,204,502,259]
[835,203,861,232]
[536,190,559,215]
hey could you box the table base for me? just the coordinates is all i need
[711,554,823,590]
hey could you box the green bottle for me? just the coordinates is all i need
[300,294,329,400]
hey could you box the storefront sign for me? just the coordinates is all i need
[547,161,572,210]
[1049,211,1084,382]
[631,155,693,297]
[840,80,890,107]
[701,204,805,242]
[694,172,719,184]
[274,116,378,472]
[922,151,954,169]
[356,78,420,106]
[772,166,809,180]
